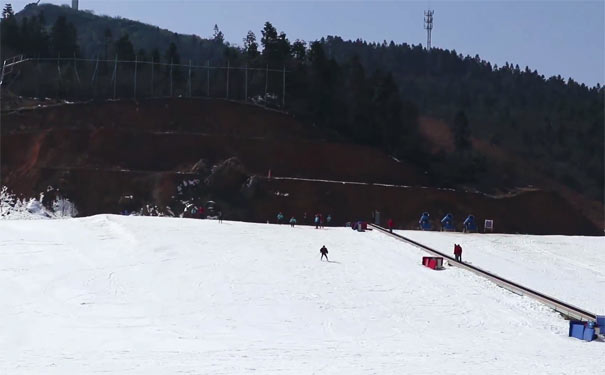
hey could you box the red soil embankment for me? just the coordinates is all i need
[1,98,601,235]
[252,178,600,236]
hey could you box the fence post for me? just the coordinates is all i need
[112,54,117,99]
[206,60,210,97]
[282,65,286,107]
[57,53,62,88]
[133,55,138,99]
[35,56,41,97]
[170,58,173,97]
[91,55,99,97]
[188,59,192,97]
[73,53,80,84]
[151,57,154,96]
[244,63,248,102]
[226,60,230,99]
[91,55,98,83]
[264,64,268,97]
[56,53,61,98]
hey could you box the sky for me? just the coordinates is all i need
[9,0,605,86]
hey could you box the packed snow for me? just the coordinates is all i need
[399,230,605,314]
[0,216,601,374]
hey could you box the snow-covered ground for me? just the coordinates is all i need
[0,216,601,374]
[399,230,605,314]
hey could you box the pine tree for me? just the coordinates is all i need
[114,34,135,62]
[453,110,472,151]
[50,16,79,57]
[1,3,19,52]
[291,40,306,62]
[261,22,290,66]
[165,42,180,65]
[151,48,161,63]
[243,30,259,59]
[103,27,112,58]
[212,24,224,44]
[2,3,14,19]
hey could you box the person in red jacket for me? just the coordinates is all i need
[454,244,462,262]
[387,218,394,233]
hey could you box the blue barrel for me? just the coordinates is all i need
[569,320,585,340]
[583,327,595,342]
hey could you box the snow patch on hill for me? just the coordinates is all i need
[0,186,77,220]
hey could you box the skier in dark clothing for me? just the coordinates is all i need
[320,245,329,261]
[218,211,223,223]
[454,244,462,262]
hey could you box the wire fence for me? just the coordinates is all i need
[1,55,289,106]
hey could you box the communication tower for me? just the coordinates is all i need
[424,10,434,50]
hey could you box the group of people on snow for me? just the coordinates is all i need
[276,211,332,228]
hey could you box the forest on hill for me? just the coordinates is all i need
[1,3,603,203]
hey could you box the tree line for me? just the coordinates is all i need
[1,3,603,200]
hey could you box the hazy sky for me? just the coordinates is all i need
[10,0,605,86]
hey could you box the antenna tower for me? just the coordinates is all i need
[424,10,434,50]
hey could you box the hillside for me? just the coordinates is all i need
[1,4,603,233]
[0,215,602,373]
[320,37,604,203]
[14,3,229,63]
[1,98,600,235]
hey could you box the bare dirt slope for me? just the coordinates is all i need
[1,99,601,235]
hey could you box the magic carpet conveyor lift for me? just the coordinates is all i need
[370,224,597,323]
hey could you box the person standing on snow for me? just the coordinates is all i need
[277,212,284,224]
[326,214,332,226]
[314,214,320,229]
[454,244,463,262]
[289,217,297,227]
[387,218,394,233]
[218,210,223,223]
[320,245,329,261]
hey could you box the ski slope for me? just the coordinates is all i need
[0,216,601,374]
[399,230,605,314]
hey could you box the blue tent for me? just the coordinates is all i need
[463,215,478,232]
[441,213,455,231]
[419,212,432,230]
